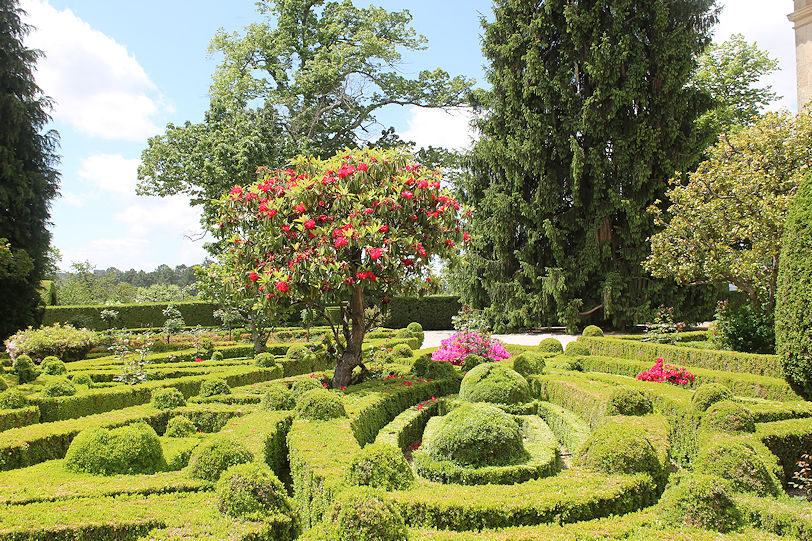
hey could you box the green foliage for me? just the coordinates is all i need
[40,355,65,375]
[691,383,733,412]
[391,343,413,359]
[64,422,165,475]
[324,487,408,541]
[286,345,310,361]
[383,296,461,330]
[345,443,414,490]
[165,415,197,438]
[199,378,231,397]
[70,373,93,388]
[4,324,99,362]
[151,387,187,410]
[701,400,756,433]
[712,301,774,354]
[294,389,346,421]
[578,423,662,485]
[41,378,77,398]
[188,438,254,481]
[43,301,219,330]
[216,462,300,527]
[406,322,424,347]
[254,352,275,368]
[461,354,486,372]
[210,350,223,361]
[776,170,812,399]
[658,474,743,533]
[260,385,295,411]
[13,354,38,383]
[291,378,323,399]
[693,440,779,496]
[538,338,563,354]
[511,352,546,377]
[606,388,652,416]
[0,389,27,409]
[422,360,459,381]
[0,378,6,392]
[458,363,530,404]
[582,326,604,338]
[564,341,590,357]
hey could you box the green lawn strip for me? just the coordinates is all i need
[536,401,590,454]
[736,494,812,541]
[212,410,293,476]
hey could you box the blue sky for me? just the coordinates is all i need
[19,0,799,272]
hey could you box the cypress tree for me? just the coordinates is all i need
[0,0,60,340]
[461,0,719,331]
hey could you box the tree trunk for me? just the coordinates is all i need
[332,286,365,388]
[249,314,265,353]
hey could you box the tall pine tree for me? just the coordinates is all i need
[462,0,719,331]
[0,0,60,340]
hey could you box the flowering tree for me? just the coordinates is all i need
[215,148,467,387]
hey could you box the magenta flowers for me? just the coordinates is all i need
[431,332,510,366]
[636,358,695,386]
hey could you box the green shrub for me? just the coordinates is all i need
[294,389,346,421]
[693,440,779,496]
[582,325,604,337]
[151,387,187,410]
[71,373,93,388]
[217,462,301,528]
[658,474,743,533]
[165,415,197,438]
[701,400,756,433]
[564,341,590,357]
[0,378,6,392]
[410,354,430,377]
[325,487,408,541]
[345,443,414,490]
[407,322,424,347]
[151,340,168,353]
[260,385,295,411]
[64,422,165,475]
[538,337,563,353]
[462,354,486,372]
[391,343,413,359]
[5,324,99,362]
[421,402,525,467]
[606,388,652,416]
[776,171,812,398]
[287,344,310,360]
[713,302,774,354]
[254,352,276,368]
[0,389,27,409]
[458,362,530,404]
[40,356,66,375]
[422,360,458,381]
[691,383,733,412]
[291,378,322,399]
[188,438,254,481]
[578,423,662,484]
[199,378,231,397]
[211,350,224,361]
[13,355,39,384]
[554,357,583,371]
[394,328,412,339]
[197,338,215,359]
[512,352,546,377]
[41,379,77,398]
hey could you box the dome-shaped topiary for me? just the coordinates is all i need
[776,171,812,399]
[421,402,526,467]
[41,379,77,398]
[188,438,253,481]
[407,322,424,347]
[462,354,487,372]
[0,389,27,409]
[538,337,563,353]
[254,352,276,368]
[422,360,458,381]
[216,462,301,531]
[165,415,197,438]
[606,388,653,416]
[260,385,295,411]
[564,341,590,357]
[512,352,545,377]
[294,389,346,420]
[151,387,186,410]
[459,363,530,404]
[578,423,662,484]
[199,378,231,398]
[40,356,66,375]
[71,373,93,388]
[345,443,415,490]
[13,355,39,384]
[211,350,224,362]
[658,474,742,533]
[286,344,310,360]
[701,400,756,433]
[582,325,604,337]
[291,378,323,399]
[65,422,165,475]
[325,487,408,541]
[410,354,430,377]
[391,343,413,359]
[693,440,779,496]
[691,383,733,412]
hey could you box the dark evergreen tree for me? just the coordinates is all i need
[0,0,60,340]
[462,0,719,331]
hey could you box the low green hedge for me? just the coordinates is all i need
[736,494,812,541]
[756,417,812,483]
[43,301,220,330]
[375,399,440,451]
[536,401,591,455]
[0,406,39,432]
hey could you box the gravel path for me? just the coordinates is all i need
[423,330,580,350]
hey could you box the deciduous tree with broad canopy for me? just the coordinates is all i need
[215,147,467,388]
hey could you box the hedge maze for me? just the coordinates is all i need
[0,327,810,540]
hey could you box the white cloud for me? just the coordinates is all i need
[115,195,202,238]
[401,107,477,150]
[78,154,141,198]
[20,0,167,140]
[59,191,84,208]
[58,235,207,272]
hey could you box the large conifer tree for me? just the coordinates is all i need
[462,0,719,330]
[0,0,60,340]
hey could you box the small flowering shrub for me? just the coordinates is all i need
[4,324,99,362]
[431,332,509,366]
[791,453,812,500]
[643,305,685,345]
[636,358,695,386]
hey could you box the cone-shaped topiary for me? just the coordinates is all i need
[211,350,224,361]
[325,487,408,541]
[538,337,563,353]
[165,415,197,438]
[0,389,26,409]
[459,362,530,404]
[693,440,779,496]
[199,378,231,397]
[658,474,743,533]
[71,373,93,388]
[691,383,733,412]
[294,389,346,420]
[606,388,652,416]
[41,379,77,397]
[13,355,38,384]
[188,438,253,481]
[701,400,756,433]
[391,343,413,359]
[345,443,415,490]
[291,378,322,399]
[217,462,301,534]
[407,322,424,347]
[65,422,165,475]
[254,352,276,368]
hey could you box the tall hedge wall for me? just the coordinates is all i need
[382,295,461,330]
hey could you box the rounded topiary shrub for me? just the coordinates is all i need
[71,373,93,388]
[65,422,165,475]
[391,343,413,359]
[165,415,197,438]
[295,389,346,421]
[0,389,27,409]
[211,350,224,362]
[582,325,604,337]
[462,354,486,372]
[197,338,215,360]
[260,385,295,411]
[254,352,276,368]
[151,387,187,410]
[216,462,300,529]
[394,328,412,339]
[410,354,430,377]
[693,440,779,496]
[40,356,66,375]
[578,423,662,483]
[0,379,6,392]
[407,322,424,347]
[512,352,545,377]
[606,388,652,416]
[422,402,525,467]
[199,378,231,398]
[291,378,322,399]
[776,171,812,399]
[41,379,77,398]
[188,438,254,481]
[423,360,458,381]
[345,443,414,490]
[701,401,756,433]
[691,383,733,412]
[286,344,310,360]
[564,341,590,357]
[458,363,530,404]
[325,487,408,541]
[13,355,38,384]
[538,337,563,353]
[658,474,742,533]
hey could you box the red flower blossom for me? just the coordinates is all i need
[275,281,290,293]
[379,224,389,233]
[195,358,203,363]
[401,190,414,199]
[417,180,429,189]
[335,236,349,248]
[294,204,306,213]
[358,163,369,172]
[304,219,316,229]
[446,239,455,247]
[368,247,384,260]
[463,231,470,241]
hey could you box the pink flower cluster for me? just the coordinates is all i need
[431,332,510,366]
[636,358,695,386]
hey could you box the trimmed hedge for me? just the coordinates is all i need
[0,406,39,432]
[382,295,461,330]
